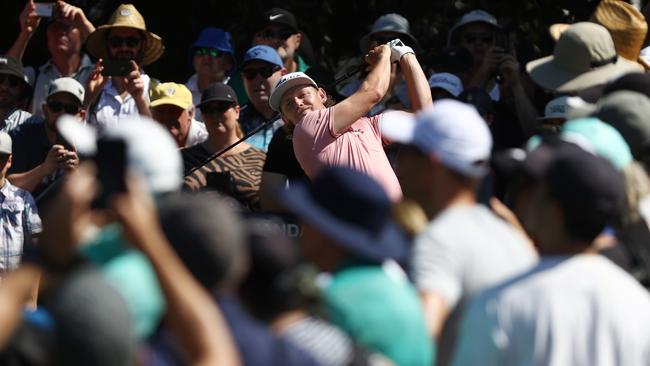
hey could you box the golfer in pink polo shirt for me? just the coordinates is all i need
[268,41,432,201]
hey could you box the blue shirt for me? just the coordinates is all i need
[238,104,282,152]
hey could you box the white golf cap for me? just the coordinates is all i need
[102,116,183,194]
[269,72,318,111]
[47,77,85,104]
[538,96,571,120]
[428,72,463,97]
[380,99,493,177]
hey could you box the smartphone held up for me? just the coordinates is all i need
[34,2,55,17]
[101,59,134,77]
[92,137,127,209]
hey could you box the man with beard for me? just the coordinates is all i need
[83,4,164,129]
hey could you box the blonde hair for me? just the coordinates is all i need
[392,199,428,238]
[282,93,336,138]
[623,161,650,224]
[235,122,244,139]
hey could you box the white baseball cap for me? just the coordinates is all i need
[102,116,183,194]
[47,77,85,104]
[428,72,463,97]
[538,96,571,120]
[381,99,493,177]
[269,72,318,112]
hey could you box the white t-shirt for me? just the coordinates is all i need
[452,255,650,366]
[185,119,208,148]
[412,204,536,307]
[412,204,536,365]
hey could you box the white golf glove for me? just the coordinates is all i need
[388,38,415,63]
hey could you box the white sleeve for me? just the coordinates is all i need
[411,227,463,307]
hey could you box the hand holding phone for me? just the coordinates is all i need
[101,59,134,77]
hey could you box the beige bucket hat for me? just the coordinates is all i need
[527,22,641,92]
[85,4,164,66]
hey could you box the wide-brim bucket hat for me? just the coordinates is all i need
[447,9,502,46]
[85,4,164,66]
[359,13,420,53]
[526,22,641,92]
[278,167,409,263]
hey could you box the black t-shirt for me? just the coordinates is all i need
[263,128,306,182]
[490,100,526,152]
[180,143,212,176]
[9,117,59,200]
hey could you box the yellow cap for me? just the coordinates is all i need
[150,82,192,110]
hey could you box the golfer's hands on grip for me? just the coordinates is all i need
[388,38,414,63]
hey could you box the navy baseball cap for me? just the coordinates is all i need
[242,45,283,69]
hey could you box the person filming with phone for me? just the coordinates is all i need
[83,4,164,129]
[8,77,82,201]
[448,10,538,146]
[8,0,95,119]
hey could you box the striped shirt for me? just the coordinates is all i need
[0,180,42,276]
[183,146,265,210]
[280,316,354,366]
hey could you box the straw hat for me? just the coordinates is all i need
[590,0,647,62]
[85,4,164,66]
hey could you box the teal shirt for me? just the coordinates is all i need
[80,224,165,339]
[324,263,435,366]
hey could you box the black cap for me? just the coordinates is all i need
[523,139,625,219]
[0,55,30,88]
[459,87,494,116]
[603,72,650,99]
[197,83,238,107]
[257,8,298,32]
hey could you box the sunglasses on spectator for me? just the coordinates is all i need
[195,48,226,58]
[108,36,142,48]
[0,75,22,88]
[47,101,80,114]
[462,33,494,45]
[200,101,235,115]
[255,28,295,40]
[242,66,281,80]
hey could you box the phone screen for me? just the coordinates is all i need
[101,59,133,77]
[495,31,510,53]
[34,2,54,17]
[93,138,127,209]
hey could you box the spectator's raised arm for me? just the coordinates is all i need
[111,175,240,366]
